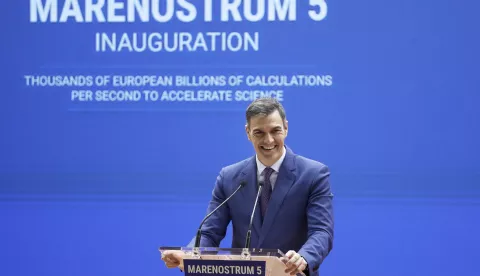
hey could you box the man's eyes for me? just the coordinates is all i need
[253,130,282,136]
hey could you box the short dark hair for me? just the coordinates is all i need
[246,97,286,125]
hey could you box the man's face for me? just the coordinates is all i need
[246,110,288,166]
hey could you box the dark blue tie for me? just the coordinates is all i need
[260,167,274,220]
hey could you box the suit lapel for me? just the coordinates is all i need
[258,147,296,247]
[240,157,262,239]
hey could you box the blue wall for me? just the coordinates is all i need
[1,1,479,276]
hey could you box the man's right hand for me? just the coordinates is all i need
[161,250,185,270]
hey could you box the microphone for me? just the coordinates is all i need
[244,181,264,249]
[194,180,247,248]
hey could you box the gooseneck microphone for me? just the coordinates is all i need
[244,181,264,249]
[194,180,247,248]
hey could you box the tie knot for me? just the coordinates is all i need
[263,167,274,179]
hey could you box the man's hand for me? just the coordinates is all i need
[283,250,308,275]
[161,250,185,270]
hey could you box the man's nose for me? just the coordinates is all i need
[264,133,274,144]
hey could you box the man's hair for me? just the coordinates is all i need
[245,97,286,125]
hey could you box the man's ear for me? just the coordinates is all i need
[284,120,289,136]
[245,124,251,141]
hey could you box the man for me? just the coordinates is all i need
[162,97,334,275]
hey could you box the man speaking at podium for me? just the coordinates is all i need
[162,98,334,276]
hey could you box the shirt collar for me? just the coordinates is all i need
[256,146,286,175]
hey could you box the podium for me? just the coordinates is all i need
[159,247,306,276]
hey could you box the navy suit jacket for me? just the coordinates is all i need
[188,146,334,276]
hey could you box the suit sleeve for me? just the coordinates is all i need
[298,165,334,274]
[187,168,231,247]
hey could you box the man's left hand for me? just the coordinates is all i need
[283,250,307,275]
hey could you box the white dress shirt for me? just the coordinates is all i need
[255,146,287,190]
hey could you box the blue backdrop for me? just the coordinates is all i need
[1,1,479,276]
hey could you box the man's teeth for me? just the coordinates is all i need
[262,146,275,150]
